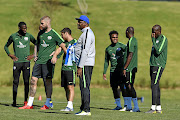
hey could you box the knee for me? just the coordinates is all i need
[30,77,37,86]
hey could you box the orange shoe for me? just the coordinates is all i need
[24,101,28,106]
[19,105,33,109]
[40,105,49,110]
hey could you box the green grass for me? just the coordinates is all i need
[0,86,180,120]
[0,0,180,88]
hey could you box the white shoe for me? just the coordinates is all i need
[75,111,91,116]
[60,107,74,111]
[119,107,127,111]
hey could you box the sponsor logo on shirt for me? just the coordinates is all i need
[15,38,18,40]
[156,40,159,44]
[24,37,28,41]
[41,40,49,47]
[48,36,52,40]
[17,41,26,48]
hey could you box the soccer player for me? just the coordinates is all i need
[4,22,36,107]
[19,16,66,110]
[103,30,127,110]
[51,28,77,111]
[74,15,95,116]
[123,27,140,112]
[145,25,168,114]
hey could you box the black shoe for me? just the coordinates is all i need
[11,103,17,107]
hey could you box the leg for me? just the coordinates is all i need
[29,76,38,97]
[22,62,30,102]
[12,63,22,106]
[67,85,74,102]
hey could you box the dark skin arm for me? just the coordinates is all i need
[123,52,133,77]
[9,54,18,61]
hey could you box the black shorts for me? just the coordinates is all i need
[126,67,137,84]
[61,70,76,87]
[32,60,55,79]
[110,71,125,88]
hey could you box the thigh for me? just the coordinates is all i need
[32,63,42,78]
[151,66,164,85]
[110,72,119,88]
[42,60,55,79]
[22,62,30,75]
[13,62,23,79]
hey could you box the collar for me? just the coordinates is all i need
[81,27,90,32]
[16,31,26,36]
[156,34,163,40]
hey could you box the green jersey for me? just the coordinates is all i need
[103,42,126,74]
[150,34,168,68]
[58,39,77,71]
[125,36,138,72]
[4,32,36,63]
[36,29,64,64]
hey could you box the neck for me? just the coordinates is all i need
[18,30,25,36]
[45,26,52,33]
[67,36,73,42]
[129,34,133,39]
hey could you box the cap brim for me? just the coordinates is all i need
[75,18,83,21]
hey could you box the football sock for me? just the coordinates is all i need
[115,98,122,108]
[27,97,34,106]
[127,97,132,110]
[45,98,51,107]
[67,101,73,109]
[132,98,139,109]
[151,105,156,110]
[123,97,128,107]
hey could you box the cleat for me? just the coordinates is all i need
[19,105,33,109]
[60,107,74,111]
[156,110,162,114]
[119,107,126,111]
[49,101,53,109]
[113,106,122,110]
[130,108,140,112]
[75,111,91,116]
[24,101,28,106]
[40,105,49,110]
[11,103,17,107]
[145,109,156,113]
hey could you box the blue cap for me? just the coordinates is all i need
[75,15,89,24]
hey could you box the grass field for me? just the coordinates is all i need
[0,86,180,120]
[0,0,180,88]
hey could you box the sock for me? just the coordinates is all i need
[45,98,51,107]
[151,105,156,110]
[132,98,139,109]
[156,105,161,111]
[27,97,34,106]
[115,98,122,108]
[123,97,128,107]
[67,101,73,109]
[127,97,132,110]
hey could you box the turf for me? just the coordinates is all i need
[0,86,180,120]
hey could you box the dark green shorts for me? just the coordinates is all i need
[32,60,55,79]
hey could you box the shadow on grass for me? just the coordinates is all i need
[0,103,42,108]
[91,106,112,110]
[38,111,73,114]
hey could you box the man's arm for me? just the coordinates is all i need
[4,35,18,61]
[26,34,37,61]
[103,49,109,80]
[152,33,167,55]
[51,47,62,64]
[123,52,133,76]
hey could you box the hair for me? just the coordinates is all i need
[18,22,26,27]
[126,27,134,35]
[109,30,118,38]
[60,27,71,35]
[153,24,161,32]
[40,16,51,22]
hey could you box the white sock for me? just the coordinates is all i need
[67,101,73,109]
[27,97,34,106]
[156,105,161,111]
[151,105,156,110]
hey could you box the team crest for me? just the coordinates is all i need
[24,37,28,41]
[156,40,159,44]
[48,36,52,40]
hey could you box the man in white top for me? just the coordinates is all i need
[74,15,95,116]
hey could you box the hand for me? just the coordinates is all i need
[77,67,83,77]
[103,74,107,80]
[151,33,155,38]
[49,51,55,56]
[26,55,34,61]
[34,56,38,62]
[123,70,126,77]
[9,54,18,61]
[51,56,57,64]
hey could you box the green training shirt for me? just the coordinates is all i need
[4,32,36,63]
[103,42,126,74]
[57,39,77,71]
[149,34,168,68]
[36,29,64,64]
[125,36,138,72]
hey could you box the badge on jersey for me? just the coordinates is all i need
[24,37,28,41]
[48,36,52,40]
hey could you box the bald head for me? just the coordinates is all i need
[40,16,51,31]
[152,24,161,38]
[126,26,134,38]
[40,16,51,23]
